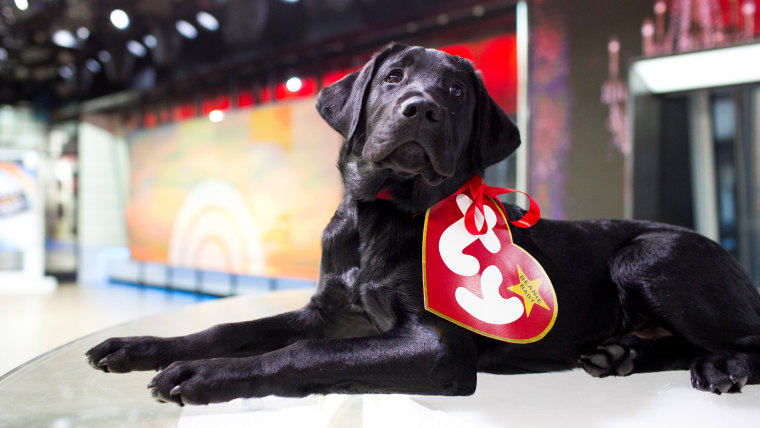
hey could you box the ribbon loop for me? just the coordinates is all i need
[454,175,541,235]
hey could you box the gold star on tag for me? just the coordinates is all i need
[508,265,550,317]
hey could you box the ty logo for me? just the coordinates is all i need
[439,194,523,325]
[438,194,500,276]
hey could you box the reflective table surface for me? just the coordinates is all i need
[1,288,758,428]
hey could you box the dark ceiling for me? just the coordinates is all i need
[0,0,513,108]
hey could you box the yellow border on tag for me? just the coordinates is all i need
[422,196,558,343]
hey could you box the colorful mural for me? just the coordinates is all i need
[127,98,344,280]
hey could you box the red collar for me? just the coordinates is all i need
[376,189,393,200]
[376,175,541,232]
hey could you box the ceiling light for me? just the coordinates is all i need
[85,59,101,73]
[175,20,198,39]
[196,11,219,31]
[14,0,28,11]
[0,48,7,61]
[286,77,302,92]
[632,44,760,93]
[127,40,147,57]
[77,27,90,39]
[209,109,224,123]
[98,50,111,62]
[52,30,77,49]
[110,9,130,30]
[143,34,158,49]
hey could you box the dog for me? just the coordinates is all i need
[86,43,760,405]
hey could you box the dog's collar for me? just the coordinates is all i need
[376,176,541,231]
[376,190,393,200]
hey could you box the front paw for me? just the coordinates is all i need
[148,359,251,406]
[85,336,174,373]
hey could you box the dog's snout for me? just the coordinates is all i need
[400,99,441,123]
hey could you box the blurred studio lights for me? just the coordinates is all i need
[77,27,90,40]
[143,34,158,49]
[85,59,101,73]
[127,40,147,57]
[52,29,77,48]
[58,64,75,79]
[208,109,224,123]
[176,20,198,39]
[286,77,302,92]
[14,0,28,11]
[196,11,220,31]
[98,50,112,63]
[110,9,130,30]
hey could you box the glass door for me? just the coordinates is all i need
[746,87,760,284]
[709,86,760,285]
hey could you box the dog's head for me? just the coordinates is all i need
[317,43,520,212]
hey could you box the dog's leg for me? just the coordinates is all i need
[579,335,704,377]
[608,229,760,393]
[85,310,315,373]
[86,287,376,373]
[147,315,477,405]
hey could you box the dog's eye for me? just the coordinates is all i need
[385,70,403,84]
[449,82,465,99]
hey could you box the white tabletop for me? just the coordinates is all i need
[2,288,758,427]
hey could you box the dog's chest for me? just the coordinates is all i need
[351,202,426,330]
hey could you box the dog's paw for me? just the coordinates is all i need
[85,336,173,373]
[579,343,637,378]
[148,359,249,406]
[690,353,751,394]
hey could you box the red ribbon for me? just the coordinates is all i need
[453,175,540,234]
[375,176,540,232]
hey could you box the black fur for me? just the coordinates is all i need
[86,44,760,405]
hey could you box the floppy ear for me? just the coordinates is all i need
[316,43,408,141]
[471,77,521,176]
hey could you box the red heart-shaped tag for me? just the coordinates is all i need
[423,189,557,343]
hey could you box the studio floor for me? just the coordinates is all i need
[0,282,212,377]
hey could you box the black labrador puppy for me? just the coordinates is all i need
[86,44,760,405]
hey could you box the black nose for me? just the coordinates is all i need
[400,98,441,122]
